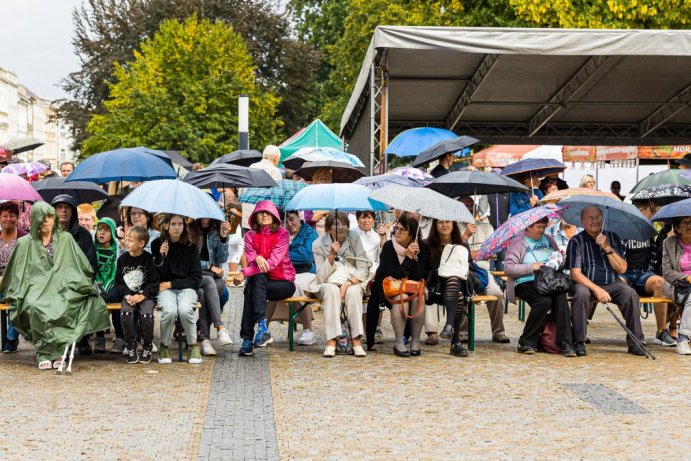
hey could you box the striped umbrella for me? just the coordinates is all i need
[477,204,563,261]
[239,179,308,210]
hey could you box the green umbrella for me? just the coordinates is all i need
[630,169,691,195]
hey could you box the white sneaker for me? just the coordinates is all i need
[201,339,217,356]
[676,340,691,355]
[218,329,233,346]
[298,329,316,346]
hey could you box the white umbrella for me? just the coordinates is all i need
[369,185,474,223]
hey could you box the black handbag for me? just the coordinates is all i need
[426,270,444,306]
[534,265,573,296]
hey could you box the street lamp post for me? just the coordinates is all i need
[238,95,249,150]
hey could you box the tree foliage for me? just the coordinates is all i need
[509,0,691,28]
[60,0,319,152]
[316,0,529,129]
[82,17,281,163]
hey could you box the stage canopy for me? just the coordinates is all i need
[340,26,691,172]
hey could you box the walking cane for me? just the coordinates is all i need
[604,304,655,360]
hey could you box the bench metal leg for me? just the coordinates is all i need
[1,310,7,351]
[518,299,526,322]
[468,302,475,352]
[288,302,295,351]
[175,317,184,362]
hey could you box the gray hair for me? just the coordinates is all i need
[263,145,281,160]
[580,205,602,220]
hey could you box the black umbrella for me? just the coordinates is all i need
[210,150,263,167]
[1,137,44,154]
[32,177,109,204]
[182,164,277,189]
[294,160,366,183]
[162,150,193,169]
[426,171,529,197]
[631,184,691,206]
[412,136,480,167]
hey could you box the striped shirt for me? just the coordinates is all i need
[566,230,624,286]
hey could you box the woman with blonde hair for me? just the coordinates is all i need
[579,174,596,189]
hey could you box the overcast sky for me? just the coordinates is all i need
[0,0,83,101]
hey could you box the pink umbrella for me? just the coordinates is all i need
[2,161,48,176]
[0,172,43,202]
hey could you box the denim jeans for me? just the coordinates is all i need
[157,288,198,347]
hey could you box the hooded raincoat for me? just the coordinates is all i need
[0,202,110,363]
[242,201,295,282]
[95,217,118,292]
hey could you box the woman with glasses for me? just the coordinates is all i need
[311,212,369,357]
[367,214,428,356]
[124,207,160,254]
[579,174,597,189]
[661,216,691,355]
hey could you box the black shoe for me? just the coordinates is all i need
[2,338,18,353]
[440,324,453,340]
[140,346,153,364]
[450,342,468,357]
[78,343,93,356]
[393,346,410,357]
[94,337,106,353]
[127,347,139,364]
[574,342,587,357]
[561,342,577,358]
[628,344,646,356]
[410,348,421,357]
[517,344,537,354]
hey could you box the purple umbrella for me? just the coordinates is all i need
[0,172,43,202]
[2,161,48,176]
[477,204,563,261]
[389,166,433,185]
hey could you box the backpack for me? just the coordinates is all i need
[467,262,489,295]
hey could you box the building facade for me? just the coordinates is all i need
[0,65,77,170]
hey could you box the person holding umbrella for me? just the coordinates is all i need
[661,215,691,354]
[509,173,543,216]
[565,206,646,356]
[504,217,577,356]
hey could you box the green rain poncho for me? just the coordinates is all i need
[0,202,110,363]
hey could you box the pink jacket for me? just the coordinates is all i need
[242,200,295,282]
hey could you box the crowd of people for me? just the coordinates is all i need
[1,145,690,371]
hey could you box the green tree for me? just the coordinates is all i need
[60,0,318,152]
[509,0,691,28]
[82,17,281,163]
[319,0,529,129]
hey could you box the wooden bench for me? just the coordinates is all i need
[0,303,12,351]
[284,297,321,351]
[107,302,201,362]
[516,296,674,323]
[467,295,499,352]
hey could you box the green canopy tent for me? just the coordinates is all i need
[279,119,342,164]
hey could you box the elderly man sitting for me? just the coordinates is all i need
[566,206,646,357]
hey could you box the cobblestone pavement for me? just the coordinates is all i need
[3,289,691,459]
[198,289,279,461]
[268,301,691,459]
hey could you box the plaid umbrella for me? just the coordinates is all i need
[477,204,564,261]
[353,173,421,190]
[239,179,308,210]
[389,166,434,185]
[369,185,474,223]
[2,161,48,176]
[540,187,618,204]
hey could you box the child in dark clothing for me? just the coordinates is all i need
[115,226,159,364]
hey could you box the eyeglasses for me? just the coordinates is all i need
[256,211,272,217]
[582,216,602,223]
[130,211,145,216]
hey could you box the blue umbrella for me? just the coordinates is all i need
[353,173,422,190]
[66,148,177,183]
[384,127,458,158]
[286,183,387,211]
[560,195,655,241]
[500,158,566,178]
[283,147,365,170]
[651,197,691,222]
[120,179,224,220]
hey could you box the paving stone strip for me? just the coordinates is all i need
[198,288,279,461]
[561,383,650,415]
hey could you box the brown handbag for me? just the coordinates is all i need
[382,276,425,318]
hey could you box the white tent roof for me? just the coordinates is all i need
[341,26,691,158]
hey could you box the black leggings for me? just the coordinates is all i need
[240,273,295,340]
